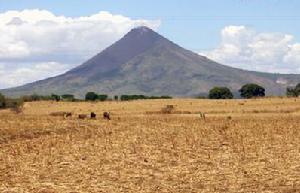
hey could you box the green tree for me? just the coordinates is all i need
[98,94,108,101]
[295,83,300,95]
[51,94,61,101]
[5,98,24,113]
[286,83,300,97]
[286,87,298,97]
[239,83,265,98]
[0,93,6,108]
[31,94,40,101]
[85,92,98,101]
[121,95,129,101]
[61,94,75,101]
[114,95,119,101]
[208,87,233,99]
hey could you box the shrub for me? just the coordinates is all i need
[51,94,61,101]
[120,95,172,101]
[61,94,75,101]
[120,95,130,101]
[160,96,172,99]
[286,83,300,97]
[6,98,24,113]
[98,95,108,101]
[114,95,119,101]
[208,87,233,99]
[239,83,265,99]
[0,93,6,108]
[85,92,98,101]
[286,87,298,97]
[22,94,54,102]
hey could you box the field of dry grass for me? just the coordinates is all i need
[0,98,299,193]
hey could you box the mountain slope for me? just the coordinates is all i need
[2,26,300,97]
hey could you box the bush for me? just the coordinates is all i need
[239,83,265,98]
[286,83,300,97]
[61,94,75,101]
[5,98,24,113]
[286,87,298,97]
[22,94,54,102]
[0,93,6,108]
[85,92,98,101]
[208,87,233,99]
[160,96,172,99]
[120,95,172,101]
[51,94,60,101]
[114,95,119,101]
[0,93,24,112]
[98,95,108,101]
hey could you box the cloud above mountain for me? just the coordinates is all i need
[0,9,161,89]
[202,25,300,74]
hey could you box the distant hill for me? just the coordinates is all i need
[2,26,300,98]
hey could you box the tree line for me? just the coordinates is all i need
[208,83,266,99]
[85,92,172,101]
[1,83,300,110]
[0,92,173,108]
[207,83,300,99]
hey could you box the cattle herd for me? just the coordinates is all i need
[50,111,110,120]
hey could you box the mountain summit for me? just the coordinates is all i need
[68,26,166,76]
[2,26,300,97]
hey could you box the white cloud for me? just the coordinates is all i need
[0,62,71,89]
[0,9,161,89]
[284,43,300,66]
[202,25,300,74]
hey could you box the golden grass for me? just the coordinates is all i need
[0,98,299,192]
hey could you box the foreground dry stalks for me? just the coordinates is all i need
[0,98,299,192]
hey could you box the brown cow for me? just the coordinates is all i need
[50,111,72,118]
[65,112,72,118]
[78,114,87,119]
[91,112,96,119]
[103,112,110,120]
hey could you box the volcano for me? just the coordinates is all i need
[2,26,300,97]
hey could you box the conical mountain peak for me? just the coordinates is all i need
[3,26,300,98]
[68,26,166,75]
[121,25,164,43]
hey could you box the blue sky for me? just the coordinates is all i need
[1,0,299,51]
[0,0,300,88]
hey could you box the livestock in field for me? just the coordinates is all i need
[50,111,72,118]
[103,112,110,120]
[91,112,96,119]
[161,105,175,114]
[78,114,87,119]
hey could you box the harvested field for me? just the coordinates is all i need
[0,98,299,192]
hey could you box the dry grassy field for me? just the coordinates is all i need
[0,98,299,193]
